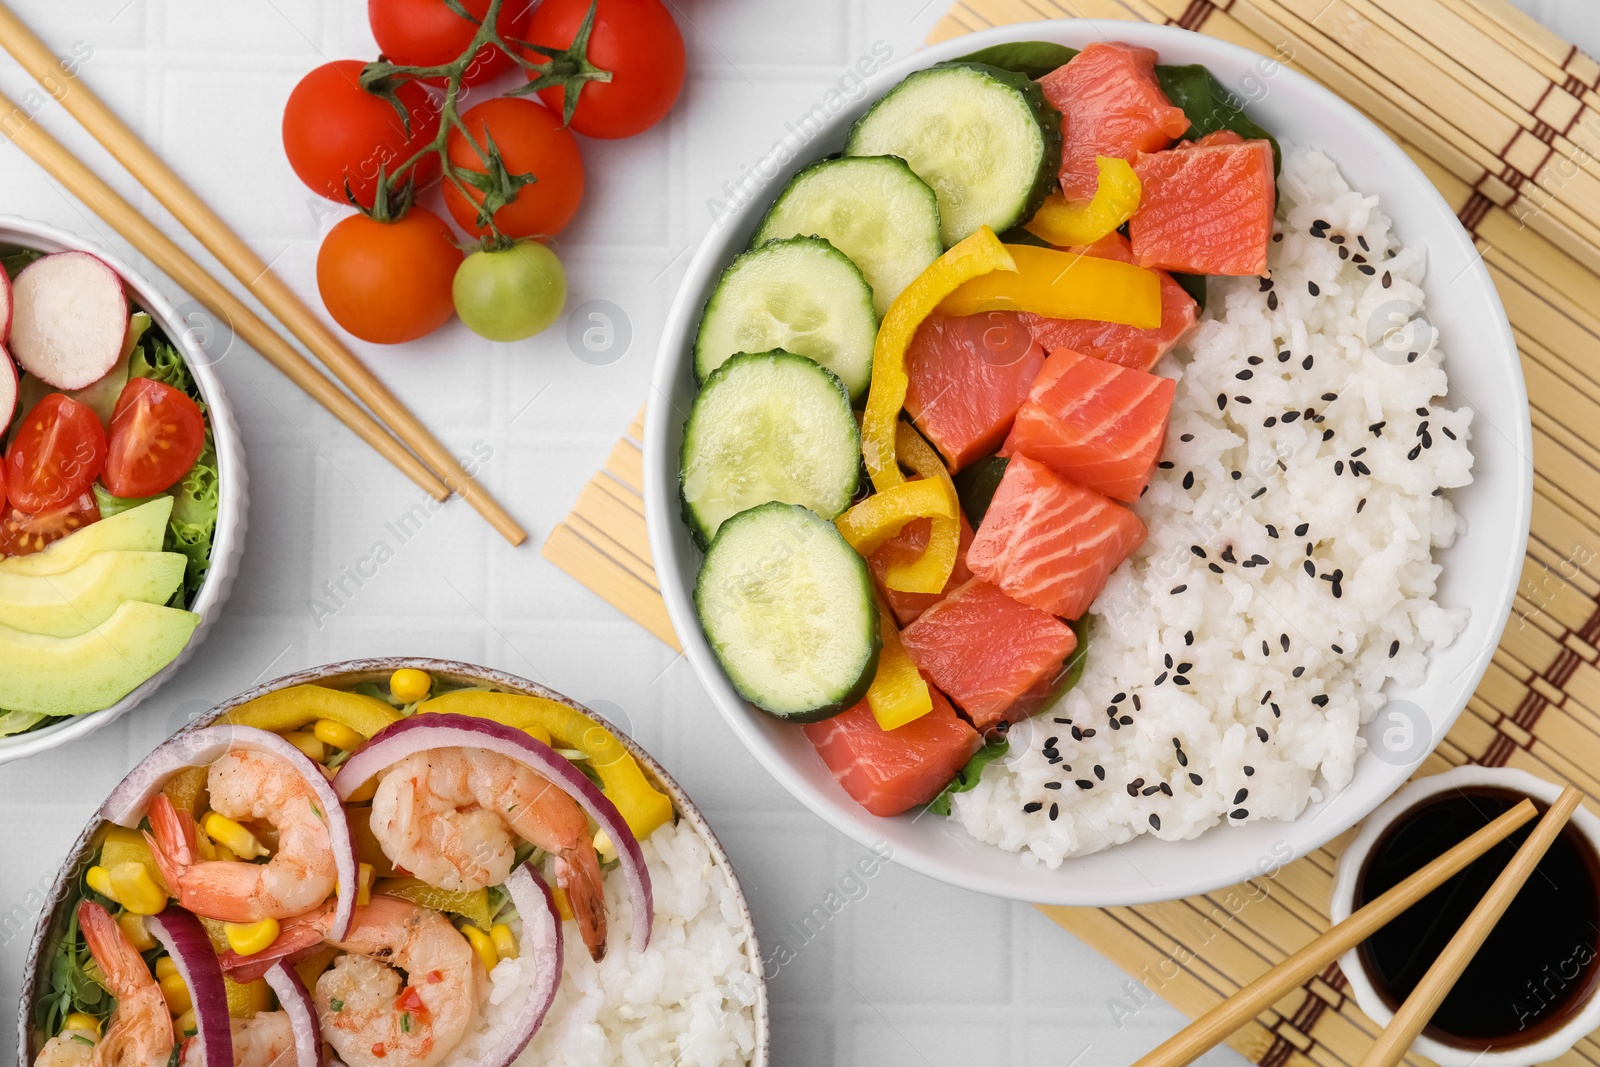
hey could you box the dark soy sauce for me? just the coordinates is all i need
[1354,787,1600,1049]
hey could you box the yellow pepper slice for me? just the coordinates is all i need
[223,976,271,1019]
[887,423,961,593]
[223,684,401,739]
[99,826,168,894]
[866,592,932,731]
[415,690,674,840]
[292,945,340,991]
[938,244,1161,328]
[374,877,494,930]
[835,479,955,558]
[863,227,1016,493]
[1025,156,1143,247]
[344,805,398,878]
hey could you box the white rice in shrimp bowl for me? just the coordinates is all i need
[952,145,1476,866]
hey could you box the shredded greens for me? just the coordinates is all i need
[926,739,1011,817]
[35,864,118,1037]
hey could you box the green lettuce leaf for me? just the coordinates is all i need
[926,738,1010,817]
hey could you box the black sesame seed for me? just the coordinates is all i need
[1280,633,1290,651]
[1049,803,1059,821]
[1234,788,1249,804]
[1045,781,1062,790]
[1282,410,1299,423]
[1256,727,1269,742]
[1332,583,1342,598]
[1108,717,1121,730]
[1358,264,1376,275]
[1248,355,1264,365]
[1251,487,1267,499]
[1261,691,1272,704]
[1236,369,1254,380]
[1230,470,1243,481]
[1244,765,1255,776]
[1173,737,1183,749]
[1303,355,1314,370]
[1094,765,1105,780]
[1232,808,1250,819]
[1292,666,1306,678]
[1154,671,1169,685]
[1408,444,1422,461]
[1023,802,1043,813]
[1416,407,1428,416]
[1442,426,1456,440]
[1352,461,1371,476]
[1312,218,1329,234]
[1180,433,1194,442]
[1053,717,1071,725]
[1081,728,1096,738]
[1382,271,1392,288]
[1335,460,1345,476]
[1143,785,1161,796]
[1182,471,1195,490]
[1045,736,1058,748]
[1221,547,1236,564]
[1133,695,1141,711]
[1338,245,1349,260]
[1259,277,1273,291]
[1208,563,1224,574]
[1174,676,1190,685]
[1112,692,1126,703]
[1076,780,1094,790]
[1370,422,1385,436]
[1330,234,1345,245]
[1218,393,1228,410]
[1189,773,1204,786]
[1332,643,1343,654]
[1303,560,1315,577]
[1322,428,1335,441]
[1150,814,1162,829]
[1277,350,1291,362]
[1389,640,1400,658]
[1305,543,1313,556]
[1295,523,1309,536]
[1358,234,1370,250]
[1176,748,1188,766]
[1250,555,1267,566]
[1351,446,1366,456]
[1407,352,1419,363]
[1127,782,1140,797]
[1271,703,1281,717]
[1268,291,1279,311]
[1191,545,1207,558]
[1262,638,1271,655]
[1353,253,1367,263]
[1164,653,1174,668]
[1160,782,1173,796]
[1119,715,1133,726]
[1235,395,1252,405]
[1308,281,1320,296]
[1312,694,1330,707]
[1071,726,1083,741]
[1322,392,1339,402]
[1177,661,1192,673]
[1273,232,1284,242]
[1185,630,1194,645]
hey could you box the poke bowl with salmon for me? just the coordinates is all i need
[19,660,768,1067]
[645,22,1530,904]
[0,217,244,764]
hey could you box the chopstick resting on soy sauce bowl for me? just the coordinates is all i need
[0,2,527,545]
[1132,796,1544,1067]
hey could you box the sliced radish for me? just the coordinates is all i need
[0,264,12,344]
[263,962,326,1067]
[0,345,14,427]
[146,906,233,1067]
[10,252,127,390]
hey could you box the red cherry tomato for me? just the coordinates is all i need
[521,0,684,139]
[369,0,534,86]
[0,491,99,557]
[443,98,584,239]
[4,394,106,514]
[283,60,442,208]
[103,379,207,499]
[317,207,463,344]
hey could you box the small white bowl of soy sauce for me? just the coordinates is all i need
[1330,766,1600,1067]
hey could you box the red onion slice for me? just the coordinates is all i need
[263,962,325,1067]
[467,863,564,1067]
[332,714,653,950]
[147,906,234,1067]
[99,724,358,941]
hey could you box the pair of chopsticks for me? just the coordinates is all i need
[0,4,526,545]
[1135,784,1586,1067]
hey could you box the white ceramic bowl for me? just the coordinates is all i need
[644,21,1532,905]
[1330,767,1600,1067]
[0,216,247,765]
[16,659,770,1067]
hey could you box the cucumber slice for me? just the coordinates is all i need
[845,62,1061,247]
[695,501,880,720]
[751,156,942,318]
[694,237,877,398]
[680,350,860,545]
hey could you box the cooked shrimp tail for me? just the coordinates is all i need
[77,901,174,1067]
[556,844,608,962]
[144,794,198,891]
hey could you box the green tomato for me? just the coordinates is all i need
[452,241,567,342]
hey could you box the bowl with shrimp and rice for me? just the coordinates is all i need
[18,659,769,1067]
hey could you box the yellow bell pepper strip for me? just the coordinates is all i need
[373,877,494,930]
[835,479,955,558]
[292,945,341,990]
[1024,156,1142,247]
[886,422,962,593]
[937,243,1162,328]
[415,690,674,840]
[863,227,1016,493]
[223,684,401,739]
[866,591,932,731]
[223,976,272,1019]
[345,804,398,878]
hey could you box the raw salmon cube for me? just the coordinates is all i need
[803,687,981,817]
[1001,347,1175,502]
[900,578,1079,731]
[1130,138,1276,276]
[868,509,977,626]
[966,454,1146,619]
[1040,42,1192,201]
[1024,232,1197,372]
[903,312,1045,471]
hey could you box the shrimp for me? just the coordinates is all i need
[229,1011,296,1067]
[369,747,610,959]
[33,1030,95,1067]
[71,902,173,1067]
[146,748,338,923]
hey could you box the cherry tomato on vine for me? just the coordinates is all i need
[317,207,463,344]
[443,98,584,240]
[521,0,685,140]
[103,379,207,499]
[4,394,106,514]
[368,0,535,87]
[283,60,441,208]
[453,242,566,342]
[0,491,99,557]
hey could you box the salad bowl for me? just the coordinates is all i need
[643,21,1531,905]
[0,216,246,765]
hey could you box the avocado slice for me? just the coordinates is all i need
[0,550,186,638]
[0,599,200,716]
[0,497,173,578]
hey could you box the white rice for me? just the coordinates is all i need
[442,818,761,1067]
[951,145,1474,866]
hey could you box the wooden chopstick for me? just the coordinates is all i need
[1357,785,1586,1067]
[0,90,451,502]
[1130,797,1540,1067]
[0,3,528,545]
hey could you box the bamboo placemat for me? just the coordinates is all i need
[543,3,1600,1064]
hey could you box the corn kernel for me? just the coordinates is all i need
[61,1013,100,1037]
[85,866,115,902]
[389,669,432,703]
[345,777,378,803]
[173,1009,197,1037]
[154,956,179,980]
[313,718,365,751]
[202,813,268,859]
[551,886,574,921]
[462,924,498,973]
[159,972,192,1016]
[490,923,518,961]
[282,731,326,763]
[108,862,167,915]
[117,912,157,952]
[223,917,280,957]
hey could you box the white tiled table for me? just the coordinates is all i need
[0,3,1593,1064]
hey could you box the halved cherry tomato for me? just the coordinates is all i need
[521,0,684,139]
[317,207,463,344]
[0,491,99,556]
[368,0,535,86]
[443,98,584,240]
[104,379,207,499]
[5,394,106,514]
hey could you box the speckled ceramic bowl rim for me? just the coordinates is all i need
[0,216,248,765]
[16,658,771,1067]
[1329,766,1600,1067]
